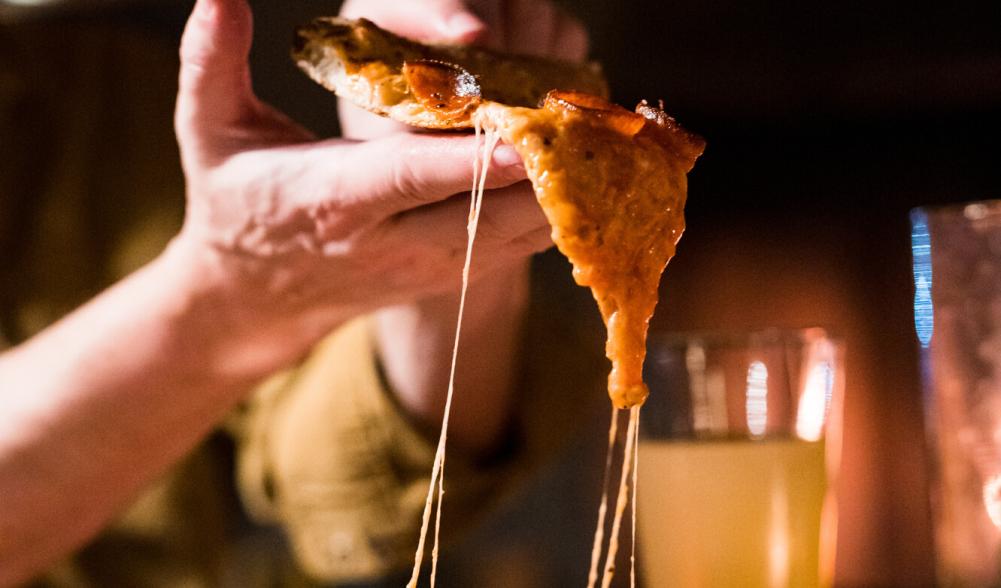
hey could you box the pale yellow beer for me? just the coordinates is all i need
[638,439,828,588]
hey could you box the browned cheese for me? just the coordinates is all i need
[479,92,703,408]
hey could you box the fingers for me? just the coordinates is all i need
[515,1,587,62]
[336,0,490,139]
[551,12,589,62]
[466,0,507,49]
[341,0,488,44]
[296,133,527,215]
[337,100,411,141]
[503,0,555,56]
[175,0,257,164]
[467,0,588,61]
[388,180,552,261]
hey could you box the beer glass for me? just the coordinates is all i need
[638,329,843,588]
[913,199,1001,586]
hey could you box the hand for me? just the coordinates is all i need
[171,0,552,377]
[332,0,591,453]
[339,0,588,56]
[0,3,574,579]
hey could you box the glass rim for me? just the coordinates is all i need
[910,198,1001,219]
[647,326,841,349]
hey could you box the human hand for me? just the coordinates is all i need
[170,0,551,376]
[330,0,592,452]
[338,0,590,139]
[339,0,588,57]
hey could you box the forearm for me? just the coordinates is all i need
[0,240,335,585]
[375,260,531,456]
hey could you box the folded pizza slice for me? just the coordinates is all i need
[294,17,704,409]
[293,17,608,129]
[293,16,704,588]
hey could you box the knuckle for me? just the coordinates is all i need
[509,227,554,256]
[561,15,589,55]
[391,152,433,205]
[473,210,510,243]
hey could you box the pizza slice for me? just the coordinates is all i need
[293,18,704,588]
[294,17,703,409]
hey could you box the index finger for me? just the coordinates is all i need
[340,0,488,44]
[292,132,527,215]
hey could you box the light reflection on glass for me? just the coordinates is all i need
[688,344,710,433]
[796,361,834,442]
[769,473,790,588]
[984,475,1001,529]
[688,343,729,436]
[746,361,768,437]
[911,209,934,348]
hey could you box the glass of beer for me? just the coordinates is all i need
[912,199,1001,586]
[638,329,843,588]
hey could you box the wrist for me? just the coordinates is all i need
[374,260,532,454]
[153,236,351,387]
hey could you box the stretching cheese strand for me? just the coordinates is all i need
[430,128,500,586]
[587,407,620,588]
[600,406,640,588]
[408,123,500,588]
[630,409,640,588]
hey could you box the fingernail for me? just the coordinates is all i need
[193,0,217,19]
[492,145,524,168]
[444,12,487,41]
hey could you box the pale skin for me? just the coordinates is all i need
[0,0,587,584]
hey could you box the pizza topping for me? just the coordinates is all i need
[402,60,482,119]
[543,90,646,137]
[634,100,706,166]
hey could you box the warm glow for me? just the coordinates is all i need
[746,361,768,437]
[689,343,729,435]
[796,361,834,442]
[983,474,1001,529]
[768,476,790,588]
[0,0,57,5]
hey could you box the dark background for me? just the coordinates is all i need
[4,0,1001,585]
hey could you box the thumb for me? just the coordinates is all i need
[175,0,257,161]
[342,0,488,44]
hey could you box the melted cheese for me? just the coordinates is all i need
[409,92,700,588]
[408,124,501,588]
[476,99,698,409]
[630,411,640,588]
[588,407,621,588]
[600,406,640,588]
[473,96,699,587]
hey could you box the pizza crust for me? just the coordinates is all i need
[293,17,608,129]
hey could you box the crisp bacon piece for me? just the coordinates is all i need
[543,90,646,137]
[635,100,706,168]
[402,60,482,119]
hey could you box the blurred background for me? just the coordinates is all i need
[2,0,1001,586]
